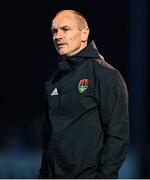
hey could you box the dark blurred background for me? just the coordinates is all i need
[0,0,149,178]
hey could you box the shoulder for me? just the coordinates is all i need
[92,58,117,74]
[90,58,127,89]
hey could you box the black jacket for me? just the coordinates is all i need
[39,41,129,178]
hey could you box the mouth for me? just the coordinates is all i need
[56,43,66,49]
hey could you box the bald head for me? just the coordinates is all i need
[53,10,89,30]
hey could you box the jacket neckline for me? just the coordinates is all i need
[58,41,103,72]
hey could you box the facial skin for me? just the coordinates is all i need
[51,11,89,57]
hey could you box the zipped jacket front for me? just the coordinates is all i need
[39,41,129,178]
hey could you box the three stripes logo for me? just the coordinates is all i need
[51,88,58,96]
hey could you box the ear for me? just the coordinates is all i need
[81,27,89,42]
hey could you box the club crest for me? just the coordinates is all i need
[78,79,89,93]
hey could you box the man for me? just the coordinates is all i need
[38,9,129,178]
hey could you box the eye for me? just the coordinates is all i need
[51,29,57,35]
[62,27,70,32]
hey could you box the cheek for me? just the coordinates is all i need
[69,35,82,46]
[68,32,81,41]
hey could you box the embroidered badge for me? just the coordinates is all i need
[78,79,89,93]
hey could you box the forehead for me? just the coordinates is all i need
[51,12,79,28]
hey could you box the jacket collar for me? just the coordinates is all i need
[58,41,104,71]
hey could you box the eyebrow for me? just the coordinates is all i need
[51,25,71,31]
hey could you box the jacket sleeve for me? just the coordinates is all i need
[95,69,129,178]
[38,86,52,178]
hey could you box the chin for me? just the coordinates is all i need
[59,51,67,56]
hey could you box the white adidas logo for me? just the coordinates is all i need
[51,88,58,96]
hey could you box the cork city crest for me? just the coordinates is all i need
[78,79,89,93]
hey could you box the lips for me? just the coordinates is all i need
[56,43,66,48]
[58,44,65,47]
